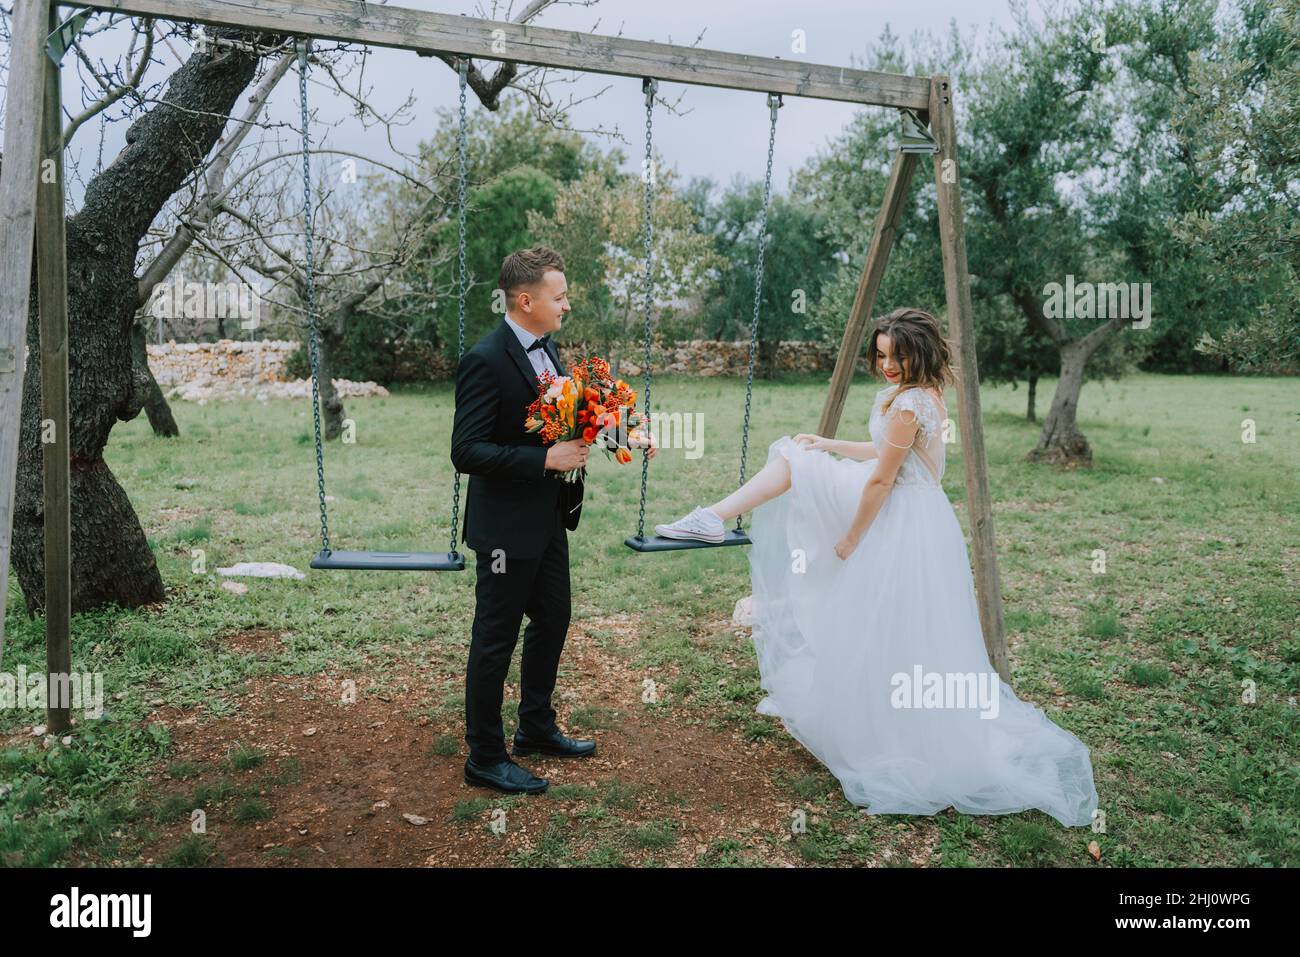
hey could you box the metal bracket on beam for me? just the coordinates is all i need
[898,107,938,154]
[193,27,315,60]
[45,8,96,65]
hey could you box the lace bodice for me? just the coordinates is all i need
[868,385,946,486]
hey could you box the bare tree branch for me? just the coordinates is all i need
[136,49,297,303]
[64,18,155,146]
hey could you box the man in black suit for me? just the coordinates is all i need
[450,246,654,794]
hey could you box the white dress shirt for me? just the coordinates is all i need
[504,314,559,380]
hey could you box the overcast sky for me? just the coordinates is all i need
[36,0,1050,205]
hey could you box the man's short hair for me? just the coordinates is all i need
[499,246,566,310]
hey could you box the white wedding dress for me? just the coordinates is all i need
[747,384,1100,827]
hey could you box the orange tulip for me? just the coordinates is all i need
[582,426,596,443]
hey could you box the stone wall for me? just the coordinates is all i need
[378,337,869,380]
[146,340,389,402]
[616,339,870,377]
[148,339,296,387]
[146,337,870,400]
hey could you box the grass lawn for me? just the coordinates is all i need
[1,371,1296,867]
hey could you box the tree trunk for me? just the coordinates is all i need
[14,28,268,614]
[757,337,779,380]
[1026,343,1091,466]
[317,328,346,442]
[1014,288,1126,468]
[1026,373,1038,423]
[130,318,179,437]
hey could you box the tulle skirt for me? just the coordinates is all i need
[747,436,1100,827]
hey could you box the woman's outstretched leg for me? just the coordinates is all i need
[708,454,791,522]
[654,450,792,543]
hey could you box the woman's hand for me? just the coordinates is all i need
[834,528,862,561]
[793,433,835,452]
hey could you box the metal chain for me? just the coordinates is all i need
[735,93,781,532]
[298,42,330,556]
[635,78,658,541]
[447,59,469,558]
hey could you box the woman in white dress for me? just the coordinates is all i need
[654,308,1100,827]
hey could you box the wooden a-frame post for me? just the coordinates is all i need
[37,0,74,732]
[816,77,1009,682]
[0,0,1007,687]
[0,0,73,729]
[928,76,1008,682]
[0,0,53,671]
[817,148,919,438]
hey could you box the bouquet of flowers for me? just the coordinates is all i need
[524,355,648,483]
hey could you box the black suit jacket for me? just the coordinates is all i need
[450,319,585,560]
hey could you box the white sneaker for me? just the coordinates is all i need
[655,506,725,544]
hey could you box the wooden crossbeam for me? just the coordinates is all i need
[71,0,932,108]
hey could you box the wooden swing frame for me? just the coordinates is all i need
[0,0,1011,736]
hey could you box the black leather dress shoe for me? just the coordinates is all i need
[512,727,596,758]
[464,757,548,794]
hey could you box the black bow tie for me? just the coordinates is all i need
[526,336,550,353]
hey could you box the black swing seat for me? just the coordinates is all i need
[624,530,752,552]
[310,549,466,571]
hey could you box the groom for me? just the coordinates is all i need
[450,245,655,795]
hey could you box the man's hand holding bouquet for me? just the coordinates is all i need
[525,355,657,483]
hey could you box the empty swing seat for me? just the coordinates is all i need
[624,530,752,552]
[619,92,780,558]
[310,549,466,571]
[295,55,471,577]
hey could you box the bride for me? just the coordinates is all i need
[654,307,1100,828]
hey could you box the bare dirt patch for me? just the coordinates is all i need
[217,627,285,656]
[111,616,891,867]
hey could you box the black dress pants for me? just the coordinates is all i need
[464,502,571,764]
